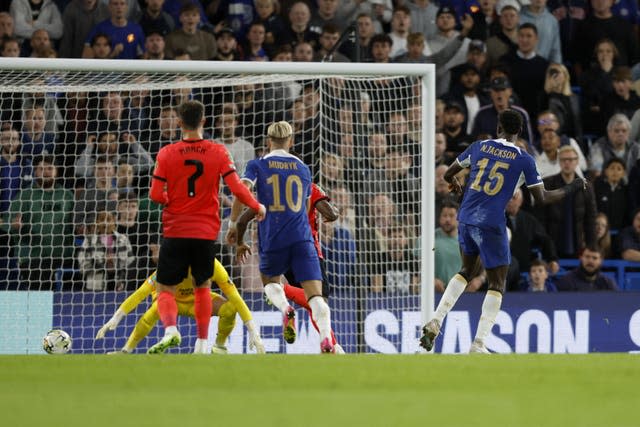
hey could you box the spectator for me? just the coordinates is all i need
[376,225,420,294]
[141,105,178,157]
[619,208,640,262]
[467,0,500,41]
[535,110,587,167]
[536,145,598,258]
[570,0,638,73]
[0,227,20,289]
[485,0,519,68]
[547,0,587,61]
[89,33,114,58]
[115,190,157,283]
[329,184,356,236]
[339,13,375,62]
[522,258,558,292]
[115,161,134,192]
[434,131,454,166]
[594,157,629,230]
[77,210,134,291]
[141,29,165,59]
[83,0,145,59]
[73,154,119,234]
[212,26,240,60]
[537,64,583,145]
[292,40,313,61]
[21,104,55,158]
[138,0,174,37]
[275,1,318,50]
[601,66,640,121]
[579,38,617,136]
[556,245,619,291]
[499,23,549,119]
[3,155,74,290]
[253,0,285,53]
[28,28,54,57]
[380,148,420,222]
[595,212,614,258]
[215,103,254,176]
[243,21,268,61]
[589,113,640,177]
[445,62,491,133]
[518,0,562,63]
[535,127,587,178]
[434,200,463,292]
[1,36,21,56]
[10,0,62,43]
[406,0,438,39]
[389,6,415,58]
[310,0,346,33]
[0,12,16,39]
[87,91,139,137]
[320,217,356,289]
[370,33,392,63]
[506,187,560,275]
[442,101,473,158]
[59,0,109,58]
[74,131,118,177]
[471,76,534,144]
[164,3,215,60]
[629,158,640,212]
[314,24,349,62]
[0,128,32,214]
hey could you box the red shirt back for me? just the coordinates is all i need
[309,183,329,259]
[153,139,236,239]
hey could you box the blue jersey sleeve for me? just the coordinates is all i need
[243,159,258,186]
[522,154,543,188]
[456,142,476,168]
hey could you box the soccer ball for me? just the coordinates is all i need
[43,329,72,354]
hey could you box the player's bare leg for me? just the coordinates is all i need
[284,283,340,349]
[420,253,482,351]
[302,279,334,353]
[148,283,182,354]
[469,265,507,354]
[263,275,296,343]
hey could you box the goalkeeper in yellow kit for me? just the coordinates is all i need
[95,259,265,354]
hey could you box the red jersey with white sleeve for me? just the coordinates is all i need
[309,183,330,260]
[150,139,260,240]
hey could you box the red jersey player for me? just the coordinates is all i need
[148,100,265,354]
[230,182,344,353]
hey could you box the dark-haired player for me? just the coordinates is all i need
[420,109,587,353]
[148,100,265,354]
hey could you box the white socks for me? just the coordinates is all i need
[433,274,467,324]
[264,282,290,314]
[474,290,503,345]
[193,338,208,354]
[309,297,331,341]
[165,325,179,337]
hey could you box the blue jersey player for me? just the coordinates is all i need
[228,121,335,353]
[420,109,587,353]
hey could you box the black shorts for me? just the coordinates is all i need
[284,258,330,298]
[156,238,216,286]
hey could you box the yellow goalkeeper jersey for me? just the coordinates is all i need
[118,259,253,322]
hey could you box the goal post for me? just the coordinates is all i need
[0,58,435,354]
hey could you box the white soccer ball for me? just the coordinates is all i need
[43,329,72,354]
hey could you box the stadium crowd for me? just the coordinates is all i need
[1,0,640,293]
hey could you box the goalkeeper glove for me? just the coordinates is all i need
[95,309,125,339]
[245,320,265,354]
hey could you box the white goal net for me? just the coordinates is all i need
[0,59,434,354]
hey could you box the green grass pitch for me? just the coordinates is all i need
[0,354,637,427]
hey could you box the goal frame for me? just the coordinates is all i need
[0,58,436,351]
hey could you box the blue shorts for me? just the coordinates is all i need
[260,240,323,282]
[458,223,510,269]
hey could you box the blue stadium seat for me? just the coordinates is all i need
[624,273,640,291]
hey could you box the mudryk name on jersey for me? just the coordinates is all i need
[268,160,299,170]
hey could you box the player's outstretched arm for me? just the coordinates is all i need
[316,199,340,222]
[224,172,265,219]
[529,178,587,205]
[95,277,155,339]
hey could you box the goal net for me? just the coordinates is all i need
[0,59,435,354]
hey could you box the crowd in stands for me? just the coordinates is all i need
[1,0,640,293]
